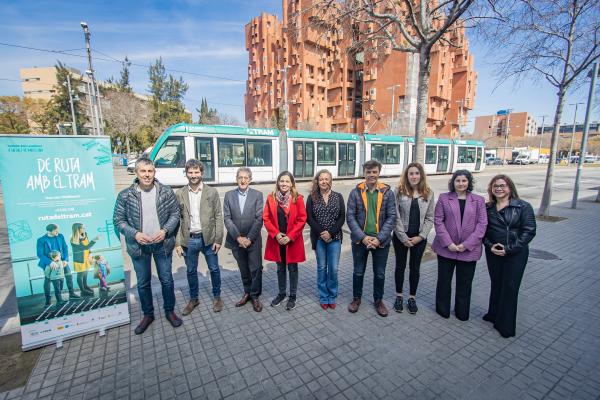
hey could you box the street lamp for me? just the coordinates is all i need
[81,21,103,135]
[537,115,549,160]
[568,102,584,162]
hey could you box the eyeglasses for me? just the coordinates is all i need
[493,184,507,189]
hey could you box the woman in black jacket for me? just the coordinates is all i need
[306,169,345,310]
[483,174,536,338]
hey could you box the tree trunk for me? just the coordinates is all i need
[125,134,131,157]
[414,47,431,163]
[538,87,567,217]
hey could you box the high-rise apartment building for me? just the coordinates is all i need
[244,0,477,136]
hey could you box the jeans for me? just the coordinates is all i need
[393,235,427,296]
[315,239,341,304]
[183,234,221,298]
[131,243,176,317]
[351,242,390,301]
[43,265,75,301]
[277,263,298,297]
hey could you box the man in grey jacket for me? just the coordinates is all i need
[175,159,224,314]
[114,158,182,335]
[223,167,264,312]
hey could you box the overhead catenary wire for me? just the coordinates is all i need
[0,41,246,83]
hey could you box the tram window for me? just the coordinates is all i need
[317,142,336,165]
[247,140,272,166]
[457,146,476,163]
[371,144,385,163]
[385,145,400,164]
[372,144,399,164]
[154,137,185,168]
[218,139,245,167]
[425,146,437,164]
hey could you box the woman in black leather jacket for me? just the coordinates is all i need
[483,174,536,338]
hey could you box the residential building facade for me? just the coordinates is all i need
[244,0,477,137]
[473,112,538,140]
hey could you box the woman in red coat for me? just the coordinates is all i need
[264,171,307,311]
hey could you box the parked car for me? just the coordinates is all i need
[538,154,549,164]
[486,157,504,166]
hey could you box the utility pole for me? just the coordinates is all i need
[386,84,400,134]
[572,63,598,208]
[81,21,103,135]
[65,75,78,135]
[503,109,513,162]
[537,115,548,158]
[568,102,584,162]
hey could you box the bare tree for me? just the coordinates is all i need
[481,0,600,216]
[304,0,476,162]
[102,91,151,156]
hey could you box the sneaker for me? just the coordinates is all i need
[285,297,296,310]
[393,296,404,313]
[271,294,286,307]
[407,298,418,314]
[329,304,336,310]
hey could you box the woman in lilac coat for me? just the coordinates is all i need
[432,170,488,321]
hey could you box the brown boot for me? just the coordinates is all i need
[213,297,224,313]
[235,293,250,307]
[182,299,199,316]
[252,298,263,312]
[348,298,361,313]
[375,300,388,317]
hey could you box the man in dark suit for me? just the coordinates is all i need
[223,167,264,312]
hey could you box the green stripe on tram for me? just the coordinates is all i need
[364,134,405,143]
[287,130,360,141]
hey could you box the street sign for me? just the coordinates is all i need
[497,109,509,116]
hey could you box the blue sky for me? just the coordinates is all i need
[0,0,595,129]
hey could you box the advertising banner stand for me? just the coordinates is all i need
[0,135,129,350]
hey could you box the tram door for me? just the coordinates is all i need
[195,138,214,182]
[293,142,314,178]
[437,146,449,172]
[475,147,483,170]
[338,143,356,176]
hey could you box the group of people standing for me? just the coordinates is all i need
[114,157,536,339]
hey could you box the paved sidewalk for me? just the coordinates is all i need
[1,197,600,400]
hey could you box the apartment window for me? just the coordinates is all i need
[317,142,336,165]
[425,146,437,164]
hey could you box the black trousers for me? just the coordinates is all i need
[277,244,298,297]
[393,235,427,296]
[436,255,477,320]
[485,248,529,338]
[231,244,263,299]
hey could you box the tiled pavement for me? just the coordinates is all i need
[1,198,600,400]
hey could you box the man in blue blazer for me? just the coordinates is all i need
[223,167,264,312]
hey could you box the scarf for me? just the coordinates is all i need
[276,190,291,215]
